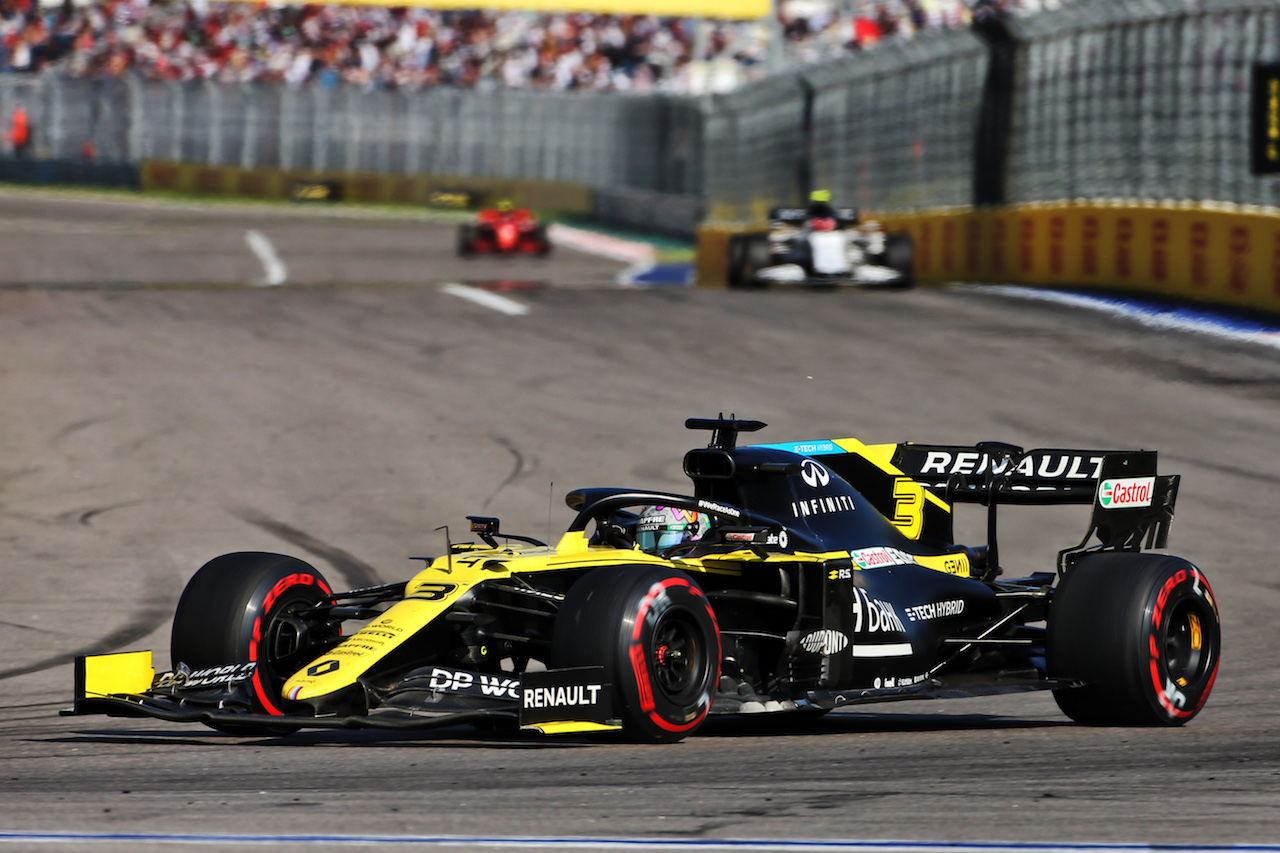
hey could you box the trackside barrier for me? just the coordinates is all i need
[698,203,1280,316]
[0,156,140,189]
[139,161,594,218]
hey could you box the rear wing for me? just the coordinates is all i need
[769,207,859,228]
[754,435,1179,577]
[891,443,1180,573]
[893,444,1119,504]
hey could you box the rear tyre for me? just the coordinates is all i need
[727,234,770,289]
[882,233,914,288]
[1047,552,1220,726]
[171,552,338,735]
[552,565,720,743]
[533,224,552,256]
[726,234,747,287]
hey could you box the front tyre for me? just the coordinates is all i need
[170,552,338,735]
[457,223,476,257]
[1047,553,1220,726]
[552,565,720,743]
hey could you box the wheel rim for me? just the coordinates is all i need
[650,609,708,704]
[259,594,333,690]
[1163,599,1212,688]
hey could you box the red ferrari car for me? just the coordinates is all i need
[457,202,552,257]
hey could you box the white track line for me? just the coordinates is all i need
[441,283,530,316]
[245,230,287,286]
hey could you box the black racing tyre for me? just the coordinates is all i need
[1047,552,1220,726]
[726,234,747,287]
[457,223,476,257]
[171,552,338,735]
[744,235,772,286]
[883,233,914,288]
[727,233,770,289]
[552,565,721,743]
[534,224,552,256]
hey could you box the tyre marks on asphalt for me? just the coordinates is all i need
[56,500,146,527]
[479,434,535,511]
[49,414,118,451]
[2,831,1266,851]
[233,507,382,589]
[0,574,177,681]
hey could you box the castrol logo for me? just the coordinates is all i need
[1098,477,1155,509]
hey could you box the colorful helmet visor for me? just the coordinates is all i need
[635,506,708,553]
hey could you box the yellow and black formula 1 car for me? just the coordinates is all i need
[67,417,1220,742]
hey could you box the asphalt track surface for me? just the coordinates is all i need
[1,188,1279,852]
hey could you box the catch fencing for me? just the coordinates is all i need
[0,74,702,195]
[1006,0,1280,209]
[705,0,1280,220]
[4,0,1280,231]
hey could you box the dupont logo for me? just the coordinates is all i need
[1098,477,1155,509]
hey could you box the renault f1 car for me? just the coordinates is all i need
[727,207,913,289]
[67,417,1219,742]
[457,204,551,257]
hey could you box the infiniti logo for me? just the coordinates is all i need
[801,459,831,488]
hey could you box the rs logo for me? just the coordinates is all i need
[801,459,830,488]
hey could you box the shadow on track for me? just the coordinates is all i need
[51,708,1071,750]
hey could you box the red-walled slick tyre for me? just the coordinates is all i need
[170,552,338,735]
[1047,552,1220,726]
[553,565,720,743]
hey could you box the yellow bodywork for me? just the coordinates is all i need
[521,721,623,735]
[281,533,702,702]
[76,650,155,699]
[283,530,966,705]
[283,438,969,705]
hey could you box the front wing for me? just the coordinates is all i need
[66,651,1082,733]
[753,263,908,287]
[63,651,622,735]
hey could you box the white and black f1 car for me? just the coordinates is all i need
[727,207,914,289]
[68,417,1219,742]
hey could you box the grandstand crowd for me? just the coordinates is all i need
[0,0,1051,93]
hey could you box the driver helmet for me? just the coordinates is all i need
[807,189,836,222]
[636,506,709,554]
[496,199,514,212]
